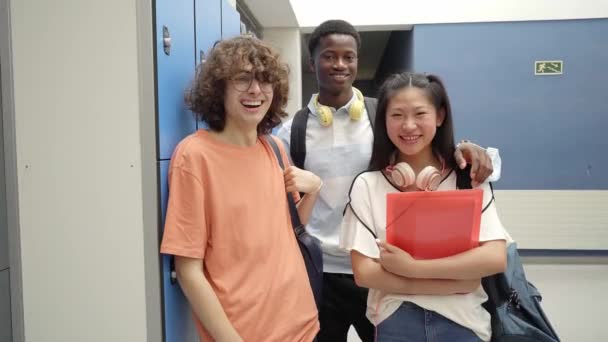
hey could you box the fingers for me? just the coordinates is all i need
[469,149,480,183]
[376,239,396,252]
[283,166,297,183]
[454,147,466,169]
[479,153,494,183]
[283,166,296,178]
[284,168,297,193]
[472,151,493,186]
[284,181,295,193]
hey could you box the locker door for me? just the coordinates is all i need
[221,0,241,39]
[156,0,197,160]
[195,0,222,129]
[159,160,198,342]
[156,1,199,341]
[196,0,221,66]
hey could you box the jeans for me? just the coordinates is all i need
[377,302,482,342]
[316,273,374,342]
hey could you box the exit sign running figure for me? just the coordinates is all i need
[535,60,563,75]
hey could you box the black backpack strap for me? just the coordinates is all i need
[456,164,495,213]
[364,97,377,129]
[456,165,473,190]
[265,135,303,230]
[290,107,311,169]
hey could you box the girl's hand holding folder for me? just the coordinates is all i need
[377,239,416,277]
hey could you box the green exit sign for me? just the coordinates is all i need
[535,60,563,75]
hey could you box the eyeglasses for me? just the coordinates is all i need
[230,72,273,93]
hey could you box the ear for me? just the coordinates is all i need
[308,57,315,73]
[437,107,446,127]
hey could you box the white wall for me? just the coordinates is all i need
[10,0,156,341]
[290,0,608,31]
[263,28,302,119]
[524,261,608,341]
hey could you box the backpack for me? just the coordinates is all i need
[265,136,324,310]
[456,169,561,342]
[290,97,377,169]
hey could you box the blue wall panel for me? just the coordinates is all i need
[413,19,608,189]
[156,0,197,160]
[221,0,241,39]
[160,160,198,342]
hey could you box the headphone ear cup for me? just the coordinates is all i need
[392,163,415,188]
[417,166,441,191]
[349,99,365,121]
[317,106,333,127]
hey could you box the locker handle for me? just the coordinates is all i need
[163,26,171,56]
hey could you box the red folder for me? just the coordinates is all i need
[386,189,483,260]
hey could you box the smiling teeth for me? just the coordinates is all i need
[402,136,419,141]
[242,101,261,106]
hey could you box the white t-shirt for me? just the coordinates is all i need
[340,169,507,341]
[277,92,374,273]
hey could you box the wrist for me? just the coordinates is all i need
[406,260,422,278]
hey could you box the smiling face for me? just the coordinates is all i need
[311,33,358,97]
[386,87,445,162]
[223,65,274,132]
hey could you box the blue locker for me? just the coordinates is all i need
[195,0,222,130]
[221,0,241,39]
[159,160,198,342]
[156,0,197,160]
[196,0,221,66]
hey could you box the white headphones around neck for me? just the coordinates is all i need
[313,87,365,127]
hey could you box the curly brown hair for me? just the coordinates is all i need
[185,36,290,135]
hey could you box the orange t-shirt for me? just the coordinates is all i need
[160,130,319,341]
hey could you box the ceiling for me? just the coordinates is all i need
[241,0,412,81]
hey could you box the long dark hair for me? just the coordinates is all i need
[368,72,456,171]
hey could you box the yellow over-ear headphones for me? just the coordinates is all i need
[313,87,365,127]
